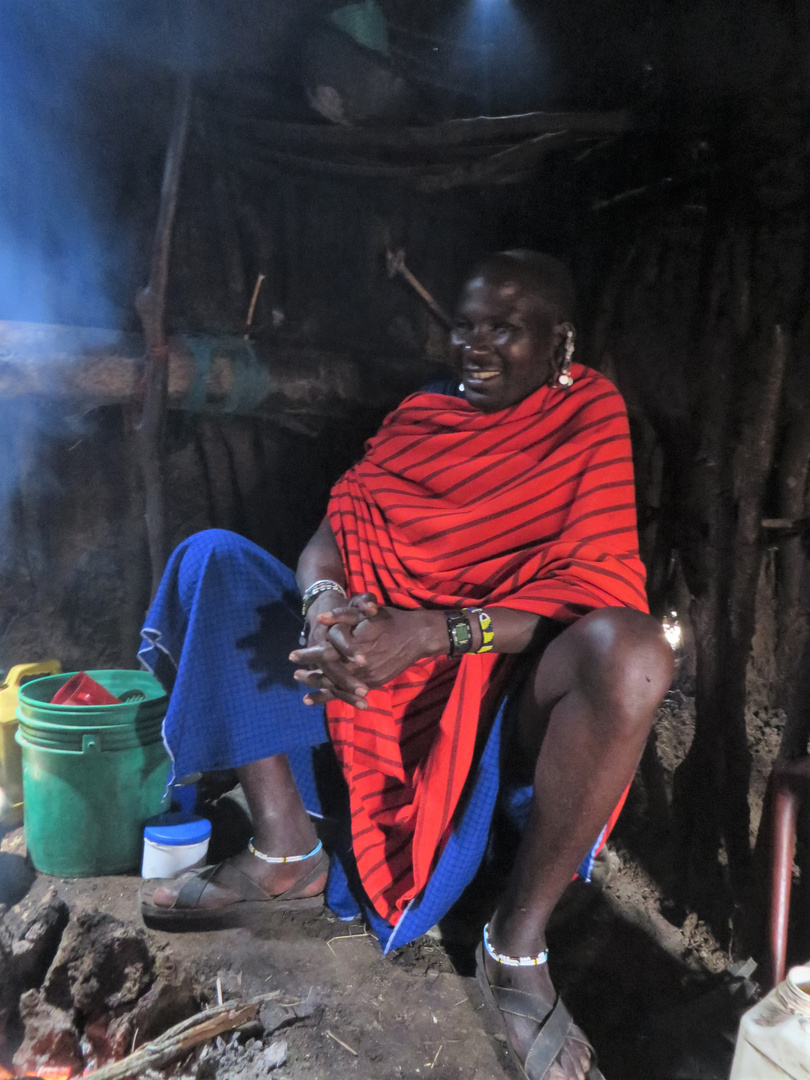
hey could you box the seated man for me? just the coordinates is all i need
[140,251,673,1080]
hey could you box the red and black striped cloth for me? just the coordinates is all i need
[326,364,648,925]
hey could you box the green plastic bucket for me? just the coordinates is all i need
[17,669,167,727]
[15,669,171,876]
[16,714,165,752]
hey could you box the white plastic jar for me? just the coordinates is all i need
[730,964,810,1079]
[141,812,211,879]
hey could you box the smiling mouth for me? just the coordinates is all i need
[463,369,501,382]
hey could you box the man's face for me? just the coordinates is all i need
[450,272,562,413]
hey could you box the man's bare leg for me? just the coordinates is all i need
[483,608,674,1080]
[151,754,326,908]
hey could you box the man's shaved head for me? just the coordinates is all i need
[471,250,576,326]
[452,250,577,412]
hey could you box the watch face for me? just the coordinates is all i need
[450,620,472,652]
[447,611,473,656]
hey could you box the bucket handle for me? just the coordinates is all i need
[16,730,107,756]
[1,660,62,691]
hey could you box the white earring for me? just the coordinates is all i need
[557,330,575,388]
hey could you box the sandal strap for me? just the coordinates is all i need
[274,847,329,902]
[524,996,576,1080]
[475,941,597,1080]
[174,861,275,908]
[486,982,561,1024]
[172,849,329,911]
[173,863,218,909]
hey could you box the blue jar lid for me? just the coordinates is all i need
[143,813,211,846]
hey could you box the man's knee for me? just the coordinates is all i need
[175,528,289,575]
[173,529,291,606]
[558,608,674,724]
[175,528,240,563]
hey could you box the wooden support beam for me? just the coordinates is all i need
[230,130,588,188]
[0,320,427,415]
[218,108,636,151]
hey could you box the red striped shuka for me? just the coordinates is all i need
[325,363,648,926]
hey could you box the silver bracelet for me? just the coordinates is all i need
[301,579,346,618]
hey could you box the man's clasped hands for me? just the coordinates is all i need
[289,595,445,710]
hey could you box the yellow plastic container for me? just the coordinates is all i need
[0,660,62,825]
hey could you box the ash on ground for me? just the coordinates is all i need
[194,1031,288,1079]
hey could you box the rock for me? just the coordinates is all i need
[42,910,155,1021]
[131,950,199,1041]
[261,1039,287,1070]
[0,908,10,952]
[0,945,16,1044]
[0,886,68,1045]
[258,1002,289,1035]
[0,851,36,907]
[8,886,69,990]
[13,988,83,1076]
[289,991,319,1020]
[258,991,319,1035]
[80,1013,116,1068]
[8,906,201,1073]
[196,1034,289,1079]
[107,952,199,1057]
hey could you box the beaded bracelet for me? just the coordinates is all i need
[483,922,547,967]
[301,579,346,618]
[465,607,494,653]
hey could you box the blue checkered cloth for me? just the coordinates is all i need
[139,529,601,952]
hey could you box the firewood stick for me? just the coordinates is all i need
[83,996,274,1080]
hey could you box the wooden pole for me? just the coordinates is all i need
[134,73,193,598]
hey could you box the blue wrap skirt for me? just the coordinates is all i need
[139,529,603,952]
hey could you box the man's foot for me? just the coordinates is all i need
[477,929,595,1080]
[149,844,326,910]
[140,842,328,930]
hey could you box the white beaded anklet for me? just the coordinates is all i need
[247,838,323,865]
[483,922,548,967]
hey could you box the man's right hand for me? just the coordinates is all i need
[289,593,378,709]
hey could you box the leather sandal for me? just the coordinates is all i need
[140,843,328,931]
[475,938,605,1080]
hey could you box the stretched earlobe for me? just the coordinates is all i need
[556,327,575,388]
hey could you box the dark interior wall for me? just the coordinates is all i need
[2,0,808,700]
[0,402,380,673]
[4,0,810,955]
[0,157,578,673]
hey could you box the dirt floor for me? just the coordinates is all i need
[0,689,781,1080]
